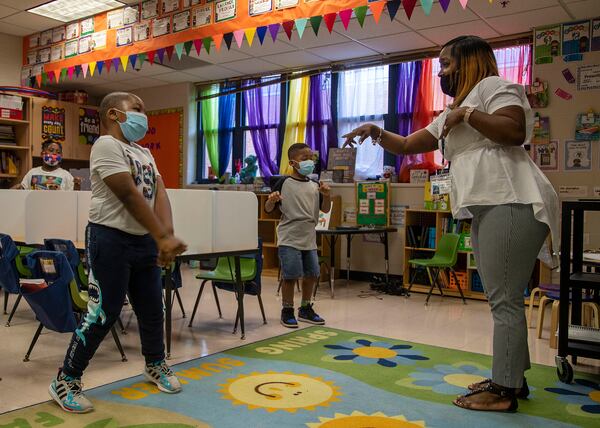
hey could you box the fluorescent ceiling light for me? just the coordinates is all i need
[28,0,124,23]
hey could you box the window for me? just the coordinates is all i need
[338,65,389,179]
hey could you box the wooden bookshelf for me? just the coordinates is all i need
[256,194,342,279]
[0,95,32,189]
[404,208,551,302]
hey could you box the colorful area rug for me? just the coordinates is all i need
[2,326,600,428]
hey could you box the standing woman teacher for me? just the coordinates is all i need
[344,35,559,412]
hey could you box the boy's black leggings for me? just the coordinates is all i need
[62,223,165,378]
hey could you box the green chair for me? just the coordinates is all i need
[407,233,466,305]
[189,256,266,332]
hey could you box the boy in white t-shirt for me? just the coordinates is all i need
[49,92,187,414]
[18,140,80,190]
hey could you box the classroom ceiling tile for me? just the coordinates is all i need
[562,0,600,19]
[360,32,436,55]
[396,0,480,30]
[260,50,327,69]
[149,71,196,83]
[127,62,173,77]
[242,37,298,57]
[0,0,47,10]
[285,27,352,50]
[467,0,560,18]
[418,20,500,46]
[0,11,63,31]
[486,6,572,35]
[117,76,170,89]
[217,57,281,75]
[0,4,18,18]
[307,42,379,62]
[183,64,242,82]
[0,21,32,35]
[343,14,411,40]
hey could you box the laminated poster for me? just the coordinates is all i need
[116,27,133,47]
[65,40,78,58]
[78,36,92,54]
[39,48,50,63]
[562,20,590,59]
[173,11,191,32]
[52,27,66,44]
[192,4,213,27]
[26,51,37,66]
[50,45,63,62]
[577,64,600,91]
[215,0,236,23]
[534,25,561,64]
[134,22,151,42]
[153,16,172,37]
[564,140,592,171]
[575,112,600,141]
[40,30,53,46]
[80,18,94,35]
[276,0,298,9]
[66,23,79,40]
[249,0,272,16]
[124,6,139,25]
[91,31,107,50]
[142,0,159,19]
[107,9,124,29]
[532,140,558,172]
[162,0,180,15]
[29,33,40,49]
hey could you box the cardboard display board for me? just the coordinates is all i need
[355,181,389,226]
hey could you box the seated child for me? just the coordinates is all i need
[265,143,331,328]
[18,139,80,190]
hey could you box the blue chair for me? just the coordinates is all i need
[22,250,126,362]
[44,239,87,291]
[0,234,36,326]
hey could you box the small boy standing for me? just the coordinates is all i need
[266,143,331,328]
[49,92,187,413]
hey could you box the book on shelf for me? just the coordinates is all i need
[406,225,436,249]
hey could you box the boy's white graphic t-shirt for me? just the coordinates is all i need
[89,135,160,235]
[21,166,74,190]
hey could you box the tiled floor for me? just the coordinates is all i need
[1,267,598,413]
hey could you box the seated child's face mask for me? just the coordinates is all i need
[43,153,62,167]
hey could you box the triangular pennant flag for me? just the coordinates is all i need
[42,72,48,86]
[112,58,120,73]
[175,43,184,59]
[184,41,193,56]
[97,61,104,75]
[35,73,42,87]
[138,53,147,67]
[244,28,256,46]
[256,26,268,44]
[75,66,81,77]
[354,5,368,27]
[268,23,280,42]
[213,34,223,51]
[148,50,156,64]
[129,54,138,69]
[439,0,451,12]
[310,16,322,36]
[60,68,68,81]
[233,30,245,48]
[47,70,55,83]
[323,13,336,33]
[295,18,308,39]
[387,0,402,21]
[81,63,89,78]
[193,39,202,55]
[369,1,386,23]
[282,21,294,40]
[104,59,112,73]
[402,0,417,20]
[157,48,166,64]
[120,55,129,71]
[459,0,469,9]
[165,46,174,61]
[421,0,433,15]
[203,37,212,53]
[89,62,97,77]
[339,9,352,30]
[223,33,234,50]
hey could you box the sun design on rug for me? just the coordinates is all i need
[545,378,600,417]
[218,371,342,413]
[397,363,491,395]
[306,411,425,427]
[323,339,429,367]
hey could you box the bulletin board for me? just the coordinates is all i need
[355,181,389,226]
[138,107,183,189]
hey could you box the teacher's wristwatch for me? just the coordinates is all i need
[464,107,475,124]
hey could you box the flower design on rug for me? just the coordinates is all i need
[323,339,429,367]
[545,378,600,417]
[397,363,491,395]
[306,411,425,427]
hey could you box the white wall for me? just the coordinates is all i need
[0,33,23,86]
[131,82,197,186]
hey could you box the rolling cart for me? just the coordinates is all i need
[556,200,600,383]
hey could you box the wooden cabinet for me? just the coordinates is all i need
[0,96,32,189]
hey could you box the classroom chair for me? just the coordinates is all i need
[21,250,127,362]
[44,239,88,291]
[189,241,266,332]
[407,233,466,305]
[312,256,331,298]
[162,261,185,318]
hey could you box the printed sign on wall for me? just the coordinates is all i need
[41,106,66,142]
[79,108,100,145]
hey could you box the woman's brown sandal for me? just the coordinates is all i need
[453,382,518,413]
[468,377,529,399]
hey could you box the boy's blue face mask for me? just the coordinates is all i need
[293,159,315,176]
[113,109,148,143]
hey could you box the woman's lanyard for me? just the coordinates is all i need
[430,136,452,196]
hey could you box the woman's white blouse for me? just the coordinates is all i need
[426,76,559,265]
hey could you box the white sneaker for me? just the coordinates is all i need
[144,360,182,394]
[49,372,94,413]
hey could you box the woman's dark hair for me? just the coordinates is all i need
[442,35,499,107]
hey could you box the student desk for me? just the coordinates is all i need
[317,227,397,298]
